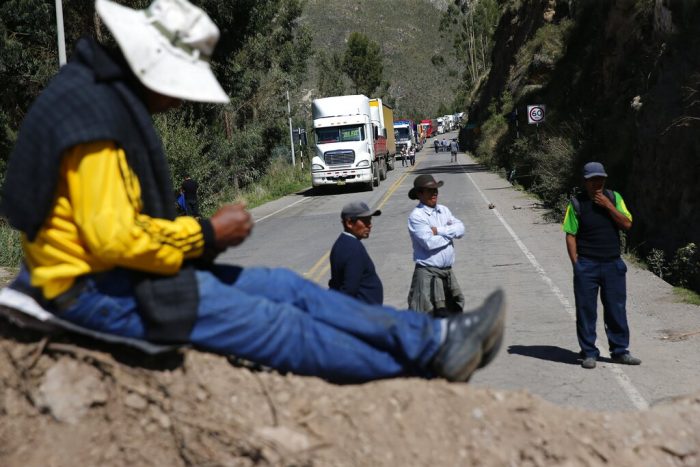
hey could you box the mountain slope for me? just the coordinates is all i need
[300,0,460,117]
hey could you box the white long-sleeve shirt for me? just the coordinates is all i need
[407,203,465,268]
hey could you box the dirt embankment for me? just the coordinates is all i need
[0,316,698,467]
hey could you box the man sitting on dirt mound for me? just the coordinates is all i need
[0,0,505,384]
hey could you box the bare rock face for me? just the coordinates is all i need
[34,358,108,424]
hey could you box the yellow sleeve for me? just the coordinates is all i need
[614,192,633,221]
[66,142,206,274]
[562,203,578,235]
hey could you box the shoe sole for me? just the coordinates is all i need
[478,313,505,369]
[453,291,506,381]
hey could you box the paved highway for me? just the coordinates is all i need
[219,131,700,412]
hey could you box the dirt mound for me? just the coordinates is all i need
[0,320,698,467]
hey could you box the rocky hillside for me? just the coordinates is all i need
[300,0,460,117]
[463,0,700,288]
[1,322,698,466]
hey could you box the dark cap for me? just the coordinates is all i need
[408,174,444,200]
[341,201,381,219]
[583,162,608,179]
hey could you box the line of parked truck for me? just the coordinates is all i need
[311,95,393,191]
[310,94,464,191]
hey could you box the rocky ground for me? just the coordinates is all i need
[0,265,698,467]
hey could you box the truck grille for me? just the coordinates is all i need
[324,150,355,166]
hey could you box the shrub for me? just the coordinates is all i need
[527,135,575,208]
[646,248,668,280]
[476,99,509,166]
[0,220,22,268]
[670,243,699,288]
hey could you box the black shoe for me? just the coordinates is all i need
[431,289,506,382]
[581,357,597,369]
[611,353,641,365]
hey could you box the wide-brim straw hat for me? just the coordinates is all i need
[408,174,444,200]
[96,0,229,104]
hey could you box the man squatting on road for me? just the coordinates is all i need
[329,202,383,306]
[0,0,505,384]
[407,175,466,317]
[563,162,641,369]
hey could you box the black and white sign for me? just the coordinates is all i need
[527,105,545,124]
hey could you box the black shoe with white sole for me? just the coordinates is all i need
[431,289,506,382]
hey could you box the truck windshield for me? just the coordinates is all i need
[315,125,365,144]
[396,127,411,141]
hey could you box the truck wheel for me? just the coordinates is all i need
[373,162,380,187]
[387,155,395,171]
[379,160,387,180]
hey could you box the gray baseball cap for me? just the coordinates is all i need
[341,201,381,219]
[583,162,608,179]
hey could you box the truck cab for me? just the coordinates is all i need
[394,119,415,158]
[311,95,380,190]
[437,117,445,134]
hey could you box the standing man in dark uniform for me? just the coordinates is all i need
[181,174,200,217]
[563,162,641,369]
[329,201,383,305]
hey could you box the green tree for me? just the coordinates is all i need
[342,32,383,96]
[316,50,345,97]
[440,0,500,92]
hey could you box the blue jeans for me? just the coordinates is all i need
[45,266,442,383]
[573,256,630,358]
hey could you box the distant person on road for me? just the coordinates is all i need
[407,175,466,317]
[328,202,383,305]
[409,147,416,166]
[181,174,200,217]
[434,139,440,153]
[450,139,459,163]
[1,0,506,384]
[401,146,408,167]
[563,162,641,369]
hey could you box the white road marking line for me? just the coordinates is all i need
[463,169,650,411]
[254,197,310,222]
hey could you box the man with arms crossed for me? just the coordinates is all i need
[407,175,466,317]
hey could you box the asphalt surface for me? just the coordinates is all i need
[219,131,700,412]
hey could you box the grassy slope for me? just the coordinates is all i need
[300,0,461,118]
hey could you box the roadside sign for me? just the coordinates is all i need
[527,105,545,124]
[294,128,308,145]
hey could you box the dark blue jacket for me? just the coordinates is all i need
[329,233,383,305]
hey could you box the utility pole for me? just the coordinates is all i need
[287,89,296,166]
[55,0,67,67]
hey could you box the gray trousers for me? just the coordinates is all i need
[407,265,465,316]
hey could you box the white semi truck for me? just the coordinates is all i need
[394,119,417,157]
[311,94,387,191]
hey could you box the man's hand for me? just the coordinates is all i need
[431,226,438,235]
[592,190,615,210]
[210,203,254,249]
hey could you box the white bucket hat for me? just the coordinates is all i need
[96,0,229,103]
